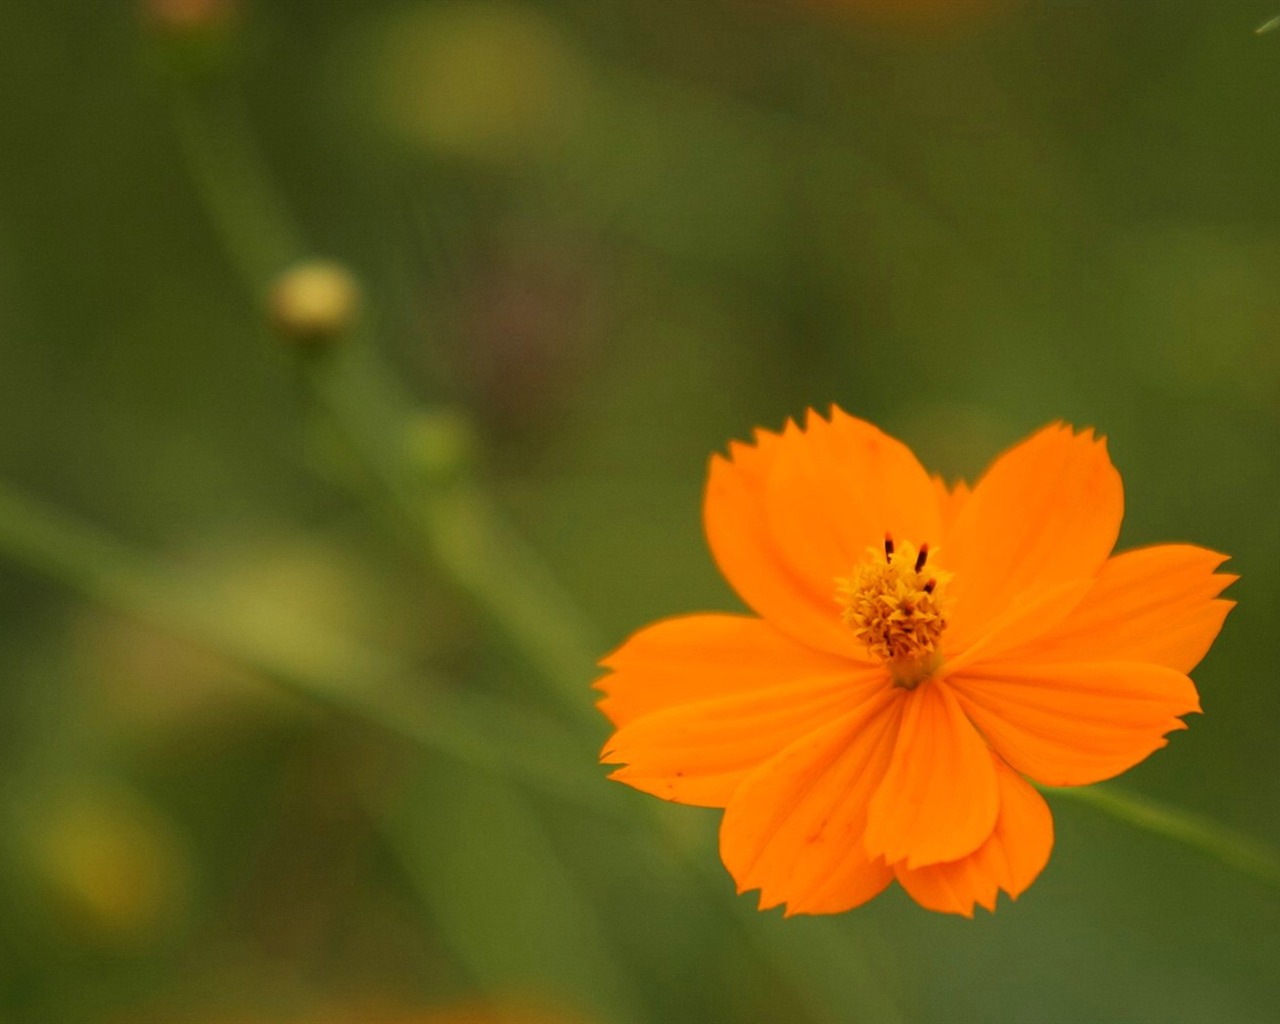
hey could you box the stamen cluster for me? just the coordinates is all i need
[836,537,951,676]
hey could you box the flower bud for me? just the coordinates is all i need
[269,260,361,346]
[403,408,478,487]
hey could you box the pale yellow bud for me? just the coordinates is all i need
[269,260,361,345]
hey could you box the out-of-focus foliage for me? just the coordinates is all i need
[0,1,1275,1021]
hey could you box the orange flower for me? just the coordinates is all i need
[598,409,1235,916]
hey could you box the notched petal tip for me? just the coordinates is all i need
[949,660,1199,788]
[715,421,791,463]
[1015,544,1237,675]
[811,404,877,432]
[718,692,900,917]
[943,418,1124,644]
[756,891,782,912]
[895,760,1054,916]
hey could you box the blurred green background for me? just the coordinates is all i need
[0,0,1276,1021]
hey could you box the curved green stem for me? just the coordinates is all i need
[1046,783,1280,890]
[304,347,602,726]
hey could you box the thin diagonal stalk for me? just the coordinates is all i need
[303,345,601,727]
[0,480,611,817]
[1046,783,1280,889]
[169,84,305,286]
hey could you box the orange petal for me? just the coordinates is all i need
[932,475,970,541]
[895,758,1053,917]
[705,428,861,656]
[719,688,901,914]
[948,661,1200,787]
[864,682,1000,869]
[597,614,856,728]
[941,578,1095,673]
[944,425,1123,650]
[703,408,939,656]
[602,668,885,808]
[1011,545,1236,674]
[763,409,941,609]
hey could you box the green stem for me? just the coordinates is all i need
[304,348,601,726]
[1046,783,1280,890]
[168,84,306,287]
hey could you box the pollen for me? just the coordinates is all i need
[836,537,952,687]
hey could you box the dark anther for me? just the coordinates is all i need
[884,534,895,560]
[923,579,936,594]
[914,543,930,573]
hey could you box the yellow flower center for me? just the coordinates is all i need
[835,536,952,689]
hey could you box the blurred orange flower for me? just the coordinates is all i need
[598,409,1234,916]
